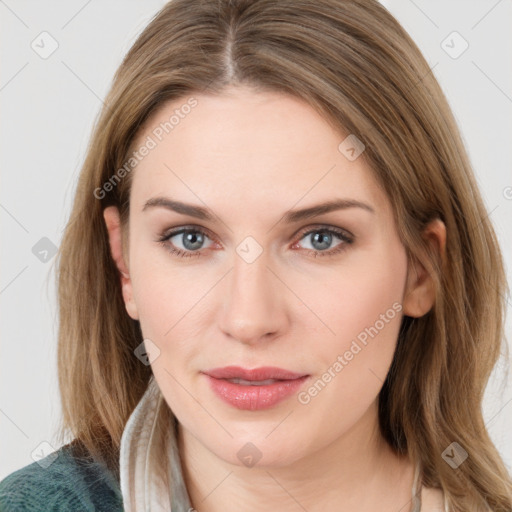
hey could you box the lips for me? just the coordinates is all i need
[203,366,308,381]
[202,366,310,410]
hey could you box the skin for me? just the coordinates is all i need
[104,85,446,512]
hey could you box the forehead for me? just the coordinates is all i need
[129,86,388,217]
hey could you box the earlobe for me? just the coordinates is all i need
[402,218,446,318]
[103,206,139,320]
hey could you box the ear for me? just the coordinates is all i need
[103,206,139,320]
[402,218,446,318]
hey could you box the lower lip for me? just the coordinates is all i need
[205,375,310,411]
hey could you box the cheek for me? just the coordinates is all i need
[128,246,210,365]
[290,264,407,460]
[316,241,406,325]
[293,249,406,435]
[128,241,181,340]
[132,273,173,336]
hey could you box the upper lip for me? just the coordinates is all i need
[203,366,308,381]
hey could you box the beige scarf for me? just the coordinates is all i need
[119,375,192,511]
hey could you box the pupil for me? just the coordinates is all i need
[312,232,331,250]
[184,232,203,250]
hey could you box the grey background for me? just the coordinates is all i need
[1,0,511,479]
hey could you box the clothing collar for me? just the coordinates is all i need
[119,375,192,511]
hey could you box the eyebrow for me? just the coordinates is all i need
[142,196,375,223]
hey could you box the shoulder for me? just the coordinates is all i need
[0,442,124,512]
[421,485,447,512]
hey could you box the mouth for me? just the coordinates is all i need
[202,366,310,411]
[203,365,308,381]
[222,377,282,386]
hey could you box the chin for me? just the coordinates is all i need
[209,434,307,469]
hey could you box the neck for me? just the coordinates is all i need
[177,400,416,512]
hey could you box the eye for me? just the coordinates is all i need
[157,227,214,258]
[292,226,353,257]
[157,224,354,259]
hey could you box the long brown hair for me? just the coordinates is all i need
[54,0,512,509]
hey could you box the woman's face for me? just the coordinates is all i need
[105,85,430,467]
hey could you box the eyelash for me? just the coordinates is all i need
[157,225,354,259]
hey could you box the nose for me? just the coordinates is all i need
[218,251,288,346]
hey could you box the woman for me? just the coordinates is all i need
[1,0,510,511]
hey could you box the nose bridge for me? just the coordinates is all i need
[219,245,285,344]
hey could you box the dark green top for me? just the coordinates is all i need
[0,442,124,511]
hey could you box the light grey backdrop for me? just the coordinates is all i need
[1,0,511,479]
